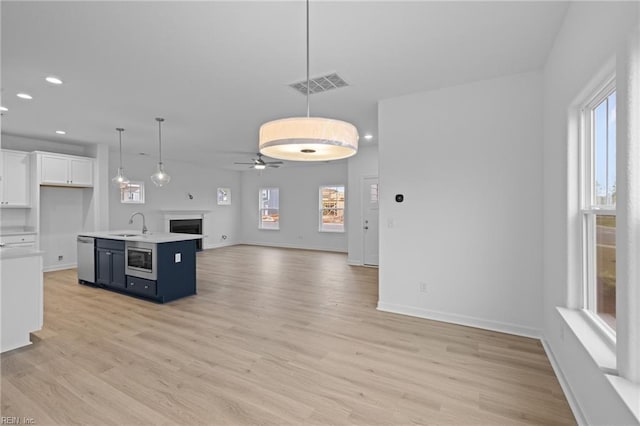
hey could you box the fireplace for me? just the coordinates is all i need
[162,210,210,250]
[170,218,203,250]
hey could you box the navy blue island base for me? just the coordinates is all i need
[80,237,198,304]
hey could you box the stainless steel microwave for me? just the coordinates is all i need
[125,241,157,280]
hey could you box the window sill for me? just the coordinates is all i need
[318,229,345,233]
[606,375,640,422]
[557,308,640,422]
[557,307,616,374]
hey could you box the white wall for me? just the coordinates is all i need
[542,2,639,424]
[378,71,543,337]
[108,152,241,249]
[240,162,348,252]
[347,145,379,265]
[40,186,93,270]
[1,133,91,156]
[0,209,28,229]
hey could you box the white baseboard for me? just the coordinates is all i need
[203,241,237,250]
[44,262,76,272]
[541,338,587,426]
[376,301,541,339]
[242,241,347,253]
[347,258,362,265]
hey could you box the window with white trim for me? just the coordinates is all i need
[581,80,616,332]
[319,185,345,232]
[259,188,279,230]
[121,181,145,204]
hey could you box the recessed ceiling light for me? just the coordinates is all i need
[55,130,66,135]
[0,106,7,112]
[364,134,373,140]
[17,93,33,100]
[46,76,63,85]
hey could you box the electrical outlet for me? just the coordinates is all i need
[419,282,428,293]
[58,255,64,261]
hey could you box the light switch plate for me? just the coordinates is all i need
[175,253,181,263]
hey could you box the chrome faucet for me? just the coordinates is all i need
[128,212,148,234]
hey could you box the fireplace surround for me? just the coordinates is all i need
[162,210,209,251]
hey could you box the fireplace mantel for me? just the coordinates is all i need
[160,209,211,216]
[162,210,211,233]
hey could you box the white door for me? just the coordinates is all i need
[362,176,379,266]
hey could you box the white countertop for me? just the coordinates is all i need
[0,247,44,260]
[78,230,205,244]
[0,227,37,237]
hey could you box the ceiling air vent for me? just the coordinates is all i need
[290,73,349,95]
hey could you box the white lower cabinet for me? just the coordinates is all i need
[0,251,44,353]
[0,233,36,247]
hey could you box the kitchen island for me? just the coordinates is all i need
[77,231,203,303]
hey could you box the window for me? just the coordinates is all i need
[319,185,345,232]
[259,188,279,230]
[370,183,379,203]
[582,82,616,332]
[217,187,231,205]
[121,181,145,204]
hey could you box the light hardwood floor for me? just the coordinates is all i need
[1,245,575,425]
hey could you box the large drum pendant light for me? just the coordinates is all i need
[259,0,358,161]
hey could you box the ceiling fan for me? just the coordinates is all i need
[234,153,283,170]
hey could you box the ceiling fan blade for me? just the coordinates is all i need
[234,162,256,165]
[267,164,281,168]
[265,161,283,165]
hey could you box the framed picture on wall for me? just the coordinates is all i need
[217,187,231,205]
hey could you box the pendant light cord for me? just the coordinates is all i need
[156,118,164,163]
[306,0,310,118]
[116,128,124,169]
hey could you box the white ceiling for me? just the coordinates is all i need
[1,1,568,170]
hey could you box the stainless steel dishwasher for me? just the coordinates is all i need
[77,236,95,284]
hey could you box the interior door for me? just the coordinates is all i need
[362,176,379,266]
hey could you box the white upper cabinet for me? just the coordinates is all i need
[39,153,94,187]
[0,150,31,207]
[69,158,93,186]
[40,155,68,185]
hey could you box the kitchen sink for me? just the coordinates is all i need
[110,233,141,237]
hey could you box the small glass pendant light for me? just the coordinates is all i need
[151,117,171,187]
[112,128,130,188]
